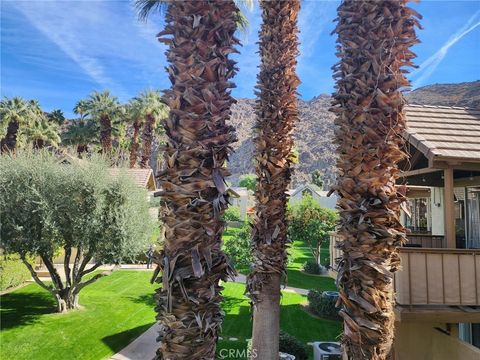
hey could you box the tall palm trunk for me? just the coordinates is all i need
[140,114,155,168]
[246,1,300,358]
[129,119,141,168]
[99,114,112,152]
[153,1,239,358]
[331,1,420,359]
[0,120,19,153]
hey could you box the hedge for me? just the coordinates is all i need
[0,254,31,291]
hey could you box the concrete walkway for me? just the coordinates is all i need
[109,324,159,360]
[108,273,312,359]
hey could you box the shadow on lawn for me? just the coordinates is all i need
[0,291,57,330]
[102,323,155,353]
[129,293,156,307]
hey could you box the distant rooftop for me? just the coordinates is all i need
[109,168,156,191]
[404,104,480,163]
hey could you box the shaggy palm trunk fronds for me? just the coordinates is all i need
[140,114,155,169]
[153,1,239,358]
[99,115,112,153]
[129,119,141,168]
[330,1,420,359]
[1,120,19,153]
[246,0,300,358]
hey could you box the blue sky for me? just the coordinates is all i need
[1,0,479,118]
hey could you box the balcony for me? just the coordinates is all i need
[395,248,480,306]
[329,233,480,307]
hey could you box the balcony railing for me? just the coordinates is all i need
[395,248,480,306]
[406,234,445,248]
[329,233,480,306]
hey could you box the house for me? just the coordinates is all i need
[109,168,157,192]
[288,183,338,209]
[229,187,254,221]
[329,105,480,360]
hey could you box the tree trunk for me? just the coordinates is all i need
[331,1,420,359]
[99,114,112,153]
[252,273,281,358]
[246,1,300,359]
[153,1,239,359]
[129,119,141,168]
[140,114,154,168]
[0,120,19,153]
[56,289,79,313]
[77,144,87,158]
[33,139,45,149]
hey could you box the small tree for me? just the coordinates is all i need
[239,173,256,192]
[287,194,337,266]
[0,151,152,312]
[311,170,324,189]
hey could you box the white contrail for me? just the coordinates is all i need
[411,10,480,89]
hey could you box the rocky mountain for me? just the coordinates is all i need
[227,81,480,187]
[405,81,480,108]
[228,95,337,187]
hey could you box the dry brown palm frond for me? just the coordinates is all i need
[152,1,240,359]
[330,1,421,359]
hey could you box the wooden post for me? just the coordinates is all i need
[444,168,456,248]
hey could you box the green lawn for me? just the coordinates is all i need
[1,247,340,360]
[1,271,157,360]
[224,225,337,291]
[286,240,336,291]
[218,282,341,359]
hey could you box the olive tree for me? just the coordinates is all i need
[287,194,337,266]
[0,151,152,312]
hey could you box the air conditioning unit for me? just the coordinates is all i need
[313,342,341,360]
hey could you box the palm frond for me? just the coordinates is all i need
[134,0,168,21]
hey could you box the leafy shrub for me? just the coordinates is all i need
[308,289,341,321]
[223,223,252,269]
[0,254,31,291]
[279,330,308,360]
[239,173,256,191]
[303,259,321,274]
[224,206,241,222]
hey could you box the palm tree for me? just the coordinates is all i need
[126,98,144,167]
[47,109,66,126]
[21,115,61,149]
[245,1,300,358]
[73,100,89,120]
[135,0,240,358]
[331,1,420,359]
[83,91,122,153]
[62,120,97,157]
[18,100,60,149]
[0,97,33,153]
[135,90,167,168]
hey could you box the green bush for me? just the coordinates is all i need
[239,173,256,191]
[0,254,31,291]
[303,259,321,274]
[223,222,252,269]
[224,206,241,222]
[308,289,341,321]
[279,330,308,360]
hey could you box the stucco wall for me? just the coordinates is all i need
[395,322,479,360]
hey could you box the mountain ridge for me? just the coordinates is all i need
[227,81,480,187]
